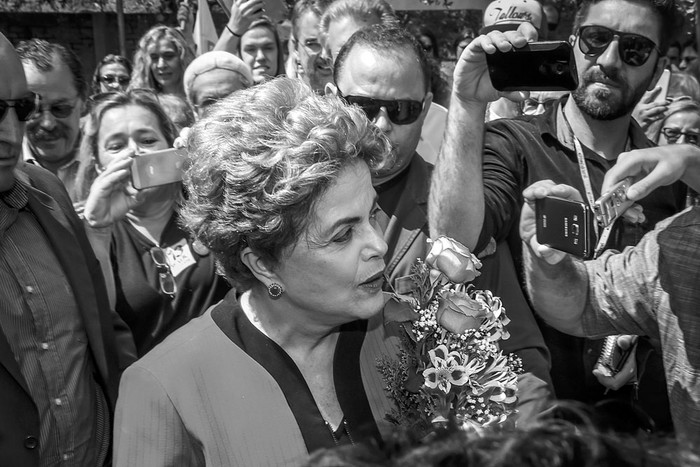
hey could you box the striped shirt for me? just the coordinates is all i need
[0,181,108,466]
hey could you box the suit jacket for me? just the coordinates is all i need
[0,163,136,467]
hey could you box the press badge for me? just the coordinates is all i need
[164,238,196,277]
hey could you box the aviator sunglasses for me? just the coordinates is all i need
[337,90,425,125]
[577,25,659,67]
[0,92,37,122]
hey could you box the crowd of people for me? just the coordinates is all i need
[0,0,699,465]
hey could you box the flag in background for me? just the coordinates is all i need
[194,0,218,55]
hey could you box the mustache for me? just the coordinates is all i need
[28,126,66,141]
[582,67,622,86]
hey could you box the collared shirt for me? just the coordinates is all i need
[479,96,686,254]
[583,207,700,446]
[0,180,108,466]
[22,138,81,200]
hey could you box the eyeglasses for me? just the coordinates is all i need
[150,247,177,298]
[338,91,425,125]
[577,25,659,67]
[100,74,130,86]
[0,93,37,122]
[660,127,700,146]
[31,95,79,120]
[298,39,323,55]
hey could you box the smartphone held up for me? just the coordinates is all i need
[486,41,579,92]
[535,178,635,260]
[131,148,186,190]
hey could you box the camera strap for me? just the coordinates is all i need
[560,107,614,259]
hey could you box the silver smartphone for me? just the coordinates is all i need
[131,148,185,190]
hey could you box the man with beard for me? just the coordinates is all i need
[429,0,686,429]
[17,39,87,200]
[290,0,334,93]
[331,25,553,422]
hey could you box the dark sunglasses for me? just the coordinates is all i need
[101,74,130,86]
[0,93,37,122]
[660,127,700,146]
[578,25,659,67]
[338,90,425,125]
[150,247,177,298]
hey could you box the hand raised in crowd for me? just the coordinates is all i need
[603,144,700,201]
[452,22,537,106]
[226,0,265,36]
[83,149,145,228]
[520,180,583,265]
[631,86,668,132]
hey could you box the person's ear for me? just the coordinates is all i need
[325,82,338,96]
[417,91,433,126]
[240,246,282,289]
[648,57,669,91]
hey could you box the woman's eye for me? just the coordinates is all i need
[141,138,159,145]
[333,228,353,243]
[106,143,125,152]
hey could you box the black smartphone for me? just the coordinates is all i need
[535,196,596,259]
[596,335,637,377]
[486,41,579,92]
[131,148,186,190]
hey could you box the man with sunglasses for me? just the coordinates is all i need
[331,25,554,423]
[16,39,87,200]
[0,32,136,466]
[430,0,686,430]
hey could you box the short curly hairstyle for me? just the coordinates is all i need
[130,25,195,94]
[180,77,391,290]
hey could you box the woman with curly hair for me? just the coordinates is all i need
[113,78,397,466]
[130,25,195,97]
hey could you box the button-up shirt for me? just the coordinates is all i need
[0,180,108,466]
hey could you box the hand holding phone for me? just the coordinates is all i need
[486,41,579,92]
[131,148,186,190]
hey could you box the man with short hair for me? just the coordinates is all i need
[0,32,135,465]
[319,0,398,63]
[331,25,553,420]
[290,0,334,93]
[430,0,685,426]
[183,51,253,118]
[17,39,87,199]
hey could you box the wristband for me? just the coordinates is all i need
[226,25,242,38]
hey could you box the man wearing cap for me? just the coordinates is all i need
[183,51,253,118]
[430,0,685,428]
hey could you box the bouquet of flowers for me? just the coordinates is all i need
[378,236,521,435]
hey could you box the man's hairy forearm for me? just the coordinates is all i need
[523,242,589,337]
[428,98,488,250]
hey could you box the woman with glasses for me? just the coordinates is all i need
[649,98,700,207]
[92,54,132,94]
[114,78,394,466]
[130,26,195,98]
[74,90,229,356]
